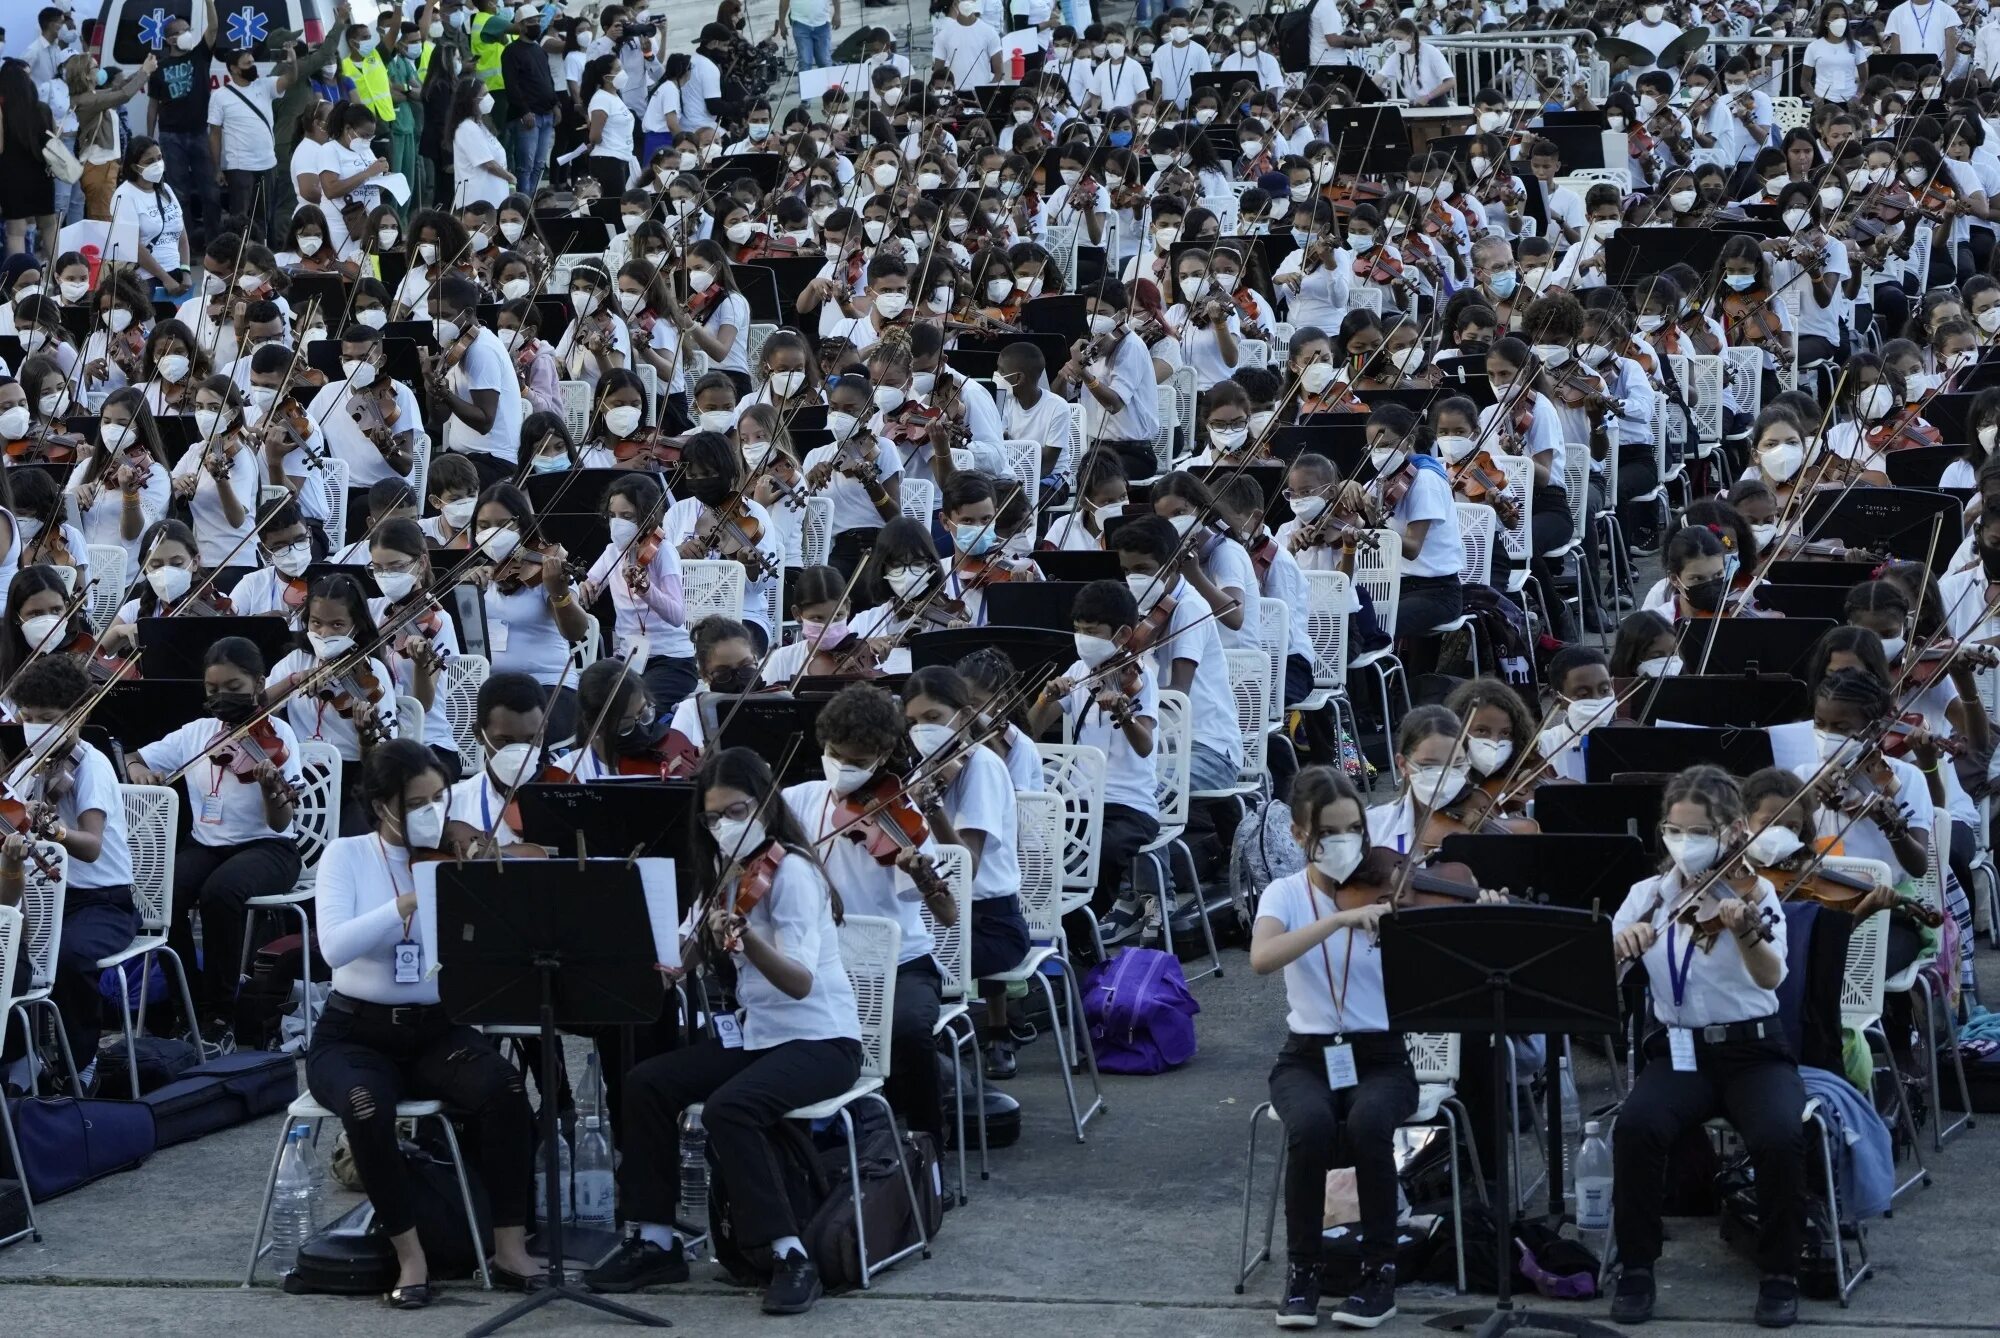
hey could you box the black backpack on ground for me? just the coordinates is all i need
[285,1138,494,1293]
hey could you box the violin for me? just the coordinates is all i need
[755,460,809,513]
[7,422,85,464]
[1757,851,1944,926]
[804,629,886,679]
[828,771,952,903]
[1449,449,1521,526]
[1719,287,1794,368]
[1864,409,1943,454]
[493,543,583,594]
[1327,845,1485,912]
[1373,456,1417,510]
[713,839,789,953]
[1671,869,1779,951]
[1880,710,1966,760]
[1903,638,2000,690]
[348,386,412,460]
[608,424,683,470]
[0,789,60,878]
[213,717,294,780]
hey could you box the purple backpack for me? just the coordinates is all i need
[1082,948,1201,1074]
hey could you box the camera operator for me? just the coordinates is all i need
[588,4,664,124]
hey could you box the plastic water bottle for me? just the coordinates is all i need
[577,1053,602,1126]
[536,1127,574,1226]
[678,1105,708,1230]
[575,1115,617,1229]
[1559,1052,1581,1215]
[297,1123,327,1203]
[267,1126,318,1275]
[1575,1120,1613,1252]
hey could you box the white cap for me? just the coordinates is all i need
[1583,1120,1602,1135]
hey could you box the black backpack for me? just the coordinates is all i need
[285,1139,494,1294]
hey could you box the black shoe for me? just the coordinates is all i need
[762,1249,822,1315]
[1275,1263,1320,1328]
[384,1280,432,1309]
[1330,1262,1395,1329]
[1611,1269,1655,1324]
[489,1263,549,1293]
[1754,1275,1798,1328]
[583,1233,689,1293]
[983,1037,1018,1080]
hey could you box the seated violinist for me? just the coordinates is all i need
[9,467,89,598]
[550,658,678,782]
[368,518,462,782]
[421,456,482,550]
[850,517,956,646]
[939,473,1038,625]
[331,480,420,564]
[1609,610,1683,680]
[265,574,398,831]
[102,519,232,655]
[522,411,616,475]
[583,747,862,1315]
[803,374,904,575]
[1536,645,1620,783]
[128,637,304,1037]
[442,672,552,859]
[1287,326,1368,418]
[666,432,783,655]
[1150,471,1258,650]
[579,472,694,716]
[1215,475,1317,712]
[584,369,664,469]
[4,654,137,1093]
[0,566,97,687]
[1040,451,1129,552]
[1185,381,1261,466]
[1606,764,1803,1329]
[760,565,884,686]
[227,499,316,623]
[309,322,430,488]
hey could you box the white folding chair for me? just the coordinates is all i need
[1833,866,1928,1206]
[801,495,833,569]
[1237,1032,1484,1295]
[319,458,349,547]
[104,786,201,1092]
[444,654,491,775]
[1878,819,1974,1150]
[916,844,981,1201]
[395,694,423,745]
[0,904,38,1245]
[559,380,591,442]
[1348,528,1411,737]
[1235,338,1270,369]
[1257,595,1289,734]
[1295,569,1362,769]
[1168,366,1197,462]
[746,322,776,372]
[85,544,127,633]
[899,477,935,524]
[787,916,931,1286]
[1135,690,1220,976]
[983,792,1105,1141]
[1039,743,1108,959]
[679,558,749,626]
[238,743,342,1049]
[0,843,74,1095]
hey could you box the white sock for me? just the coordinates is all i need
[635,1221,676,1250]
[4,1055,29,1090]
[77,1058,95,1085]
[769,1234,804,1259]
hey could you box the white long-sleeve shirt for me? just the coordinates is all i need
[316,834,434,1004]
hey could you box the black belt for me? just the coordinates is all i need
[1657,1015,1781,1046]
[326,992,441,1028]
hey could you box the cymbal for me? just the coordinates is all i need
[1594,36,1658,64]
[1659,26,1713,70]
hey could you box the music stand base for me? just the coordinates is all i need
[464,1281,671,1338]
[1425,1304,1623,1338]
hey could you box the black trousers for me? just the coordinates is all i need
[1614,1028,1805,1275]
[306,996,533,1237]
[460,449,516,491]
[1269,1031,1418,1268]
[616,1034,861,1241]
[165,836,303,1012]
[890,957,943,1138]
[55,892,140,1063]
[642,655,698,722]
[1092,801,1160,914]
[579,154,630,200]
[968,895,1031,980]
[827,527,882,581]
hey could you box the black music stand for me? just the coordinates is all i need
[1378,906,1620,1338]
[1760,559,1877,589]
[906,625,1077,683]
[136,615,294,678]
[1752,585,1851,623]
[1689,617,1835,678]
[1800,487,1962,572]
[984,580,1087,630]
[1435,834,1650,912]
[1027,550,1123,584]
[513,780,699,912]
[1581,725,1774,782]
[1883,445,1960,490]
[1528,783,1666,853]
[1622,673,1809,726]
[713,695,828,784]
[87,679,208,752]
[432,858,672,1336]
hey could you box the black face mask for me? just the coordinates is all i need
[1681,576,1727,611]
[1457,339,1490,359]
[1980,542,2000,581]
[618,712,670,753]
[689,476,734,508]
[207,690,259,724]
[707,663,757,696]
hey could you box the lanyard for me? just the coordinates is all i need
[1308,879,1357,1033]
[1664,918,1698,1008]
[376,835,414,935]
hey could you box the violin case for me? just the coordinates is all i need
[142,1051,296,1149]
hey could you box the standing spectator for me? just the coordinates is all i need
[24,7,77,86]
[39,43,76,227]
[581,54,636,200]
[469,12,513,143]
[779,0,839,73]
[209,46,299,242]
[339,21,395,159]
[501,8,560,196]
[932,0,1005,91]
[386,24,425,213]
[69,51,154,223]
[640,53,685,167]
[321,102,390,250]
[268,7,349,233]
[111,137,189,294]
[0,60,59,259]
[448,76,515,209]
[146,0,220,249]
[599,7,664,124]
[677,26,725,136]
[420,43,463,208]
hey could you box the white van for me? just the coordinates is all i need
[82,0,342,134]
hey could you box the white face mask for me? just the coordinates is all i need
[1816,728,1862,766]
[500,221,525,244]
[146,564,192,601]
[157,353,190,383]
[270,541,312,578]
[710,814,768,865]
[825,410,859,441]
[874,291,910,319]
[403,799,447,850]
[1208,425,1249,454]
[1407,763,1470,809]
[18,612,64,653]
[356,308,388,329]
[1662,832,1721,878]
[441,498,477,530]
[417,242,438,264]
[1466,737,1513,776]
[501,278,532,301]
[1759,441,1804,480]
[822,753,875,796]
[883,564,930,599]
[767,370,806,398]
[477,526,521,561]
[1300,362,1337,395]
[1637,654,1684,678]
[986,278,1014,302]
[485,740,538,789]
[1074,632,1119,668]
[192,408,226,441]
[308,632,355,661]
[908,721,958,761]
[342,358,379,389]
[1857,384,1894,421]
[1565,696,1617,734]
[375,570,418,602]
[604,405,644,438]
[604,517,643,553]
[1125,571,1167,612]
[1433,433,1475,464]
[101,421,134,453]
[0,406,29,441]
[1311,833,1365,883]
[1745,826,1804,866]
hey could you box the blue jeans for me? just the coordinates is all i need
[514,110,556,196]
[791,20,832,71]
[52,134,82,226]
[1188,741,1240,793]
[156,127,215,245]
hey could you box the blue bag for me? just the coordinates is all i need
[1082,948,1200,1074]
[0,1096,156,1200]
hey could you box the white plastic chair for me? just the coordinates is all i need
[558,380,592,442]
[320,459,349,548]
[104,786,200,1094]
[238,742,342,1049]
[1295,568,1362,767]
[1238,1032,1484,1295]
[0,904,37,1246]
[0,842,73,1095]
[395,694,423,745]
[801,495,833,569]
[679,558,749,625]
[1235,337,1270,369]
[444,654,491,774]
[1876,819,1973,1151]
[1348,528,1412,738]
[1168,365,1197,462]
[899,477,935,524]
[1039,742,1108,958]
[746,321,776,372]
[916,843,980,1201]
[1257,595,1289,733]
[1136,690,1223,980]
[85,544,126,633]
[983,792,1105,1142]
[1830,865,1927,1205]
[787,915,931,1287]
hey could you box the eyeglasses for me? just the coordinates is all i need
[697,799,757,829]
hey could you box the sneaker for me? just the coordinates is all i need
[583,1233,689,1293]
[1100,898,1145,944]
[1275,1263,1320,1328]
[1330,1262,1396,1329]
[1610,1269,1655,1324]
[1754,1275,1798,1328]
[762,1249,822,1315]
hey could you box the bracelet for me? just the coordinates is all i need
[1921,762,1940,774]
[549,589,574,608]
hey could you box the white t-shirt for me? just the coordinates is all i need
[1080,330,1160,444]
[138,717,305,845]
[1256,869,1389,1034]
[1884,0,1955,58]
[369,594,461,752]
[1160,583,1241,771]
[448,772,523,848]
[207,76,280,171]
[589,88,637,163]
[731,849,864,1050]
[942,745,1020,901]
[169,437,264,567]
[1611,871,1786,1028]
[1152,39,1213,104]
[316,835,435,1004]
[803,435,902,534]
[268,648,398,763]
[482,579,574,685]
[1087,56,1150,107]
[308,378,425,489]
[446,328,521,464]
[452,117,513,209]
[932,19,1002,90]
[784,778,937,964]
[680,55,721,134]
[1392,462,1465,580]
[1803,36,1864,101]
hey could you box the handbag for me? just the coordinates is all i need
[41,132,83,185]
